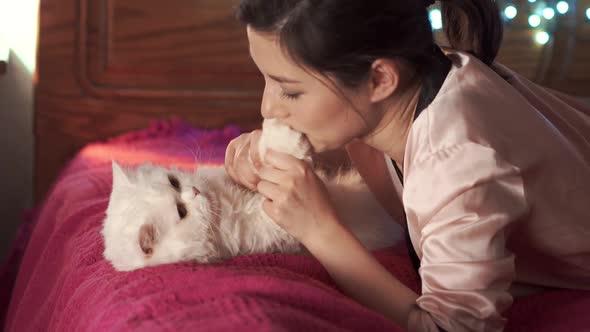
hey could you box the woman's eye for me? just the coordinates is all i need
[177,203,187,219]
[168,175,180,190]
[280,91,302,100]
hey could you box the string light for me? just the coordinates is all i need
[543,8,555,20]
[429,9,442,30]
[556,1,569,14]
[504,5,518,20]
[535,31,550,45]
[437,2,586,45]
[529,14,541,27]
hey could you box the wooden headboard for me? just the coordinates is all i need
[35,0,590,201]
[35,0,263,201]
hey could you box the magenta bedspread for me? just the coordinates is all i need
[2,119,589,332]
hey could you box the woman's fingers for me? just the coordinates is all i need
[262,199,277,221]
[257,180,282,201]
[263,149,303,171]
[239,168,259,190]
[248,130,263,169]
[224,135,240,183]
[224,132,260,190]
[257,166,284,184]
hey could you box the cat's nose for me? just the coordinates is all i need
[192,186,200,196]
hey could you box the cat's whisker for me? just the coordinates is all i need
[180,135,204,163]
[165,140,201,164]
[187,133,209,160]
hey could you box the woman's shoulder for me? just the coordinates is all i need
[406,51,541,165]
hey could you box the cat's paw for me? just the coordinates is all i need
[259,119,312,162]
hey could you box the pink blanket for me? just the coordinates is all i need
[2,119,589,331]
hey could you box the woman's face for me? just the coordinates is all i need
[247,27,372,153]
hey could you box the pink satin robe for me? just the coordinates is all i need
[392,52,590,331]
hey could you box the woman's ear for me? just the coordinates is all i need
[368,59,400,103]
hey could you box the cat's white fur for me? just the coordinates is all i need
[258,118,312,161]
[102,119,401,271]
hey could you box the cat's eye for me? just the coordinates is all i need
[168,174,180,191]
[177,203,187,219]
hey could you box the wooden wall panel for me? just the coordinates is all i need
[497,29,545,80]
[82,0,263,96]
[561,0,590,96]
[35,0,590,201]
[35,0,262,201]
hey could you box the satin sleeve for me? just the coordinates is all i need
[403,143,529,332]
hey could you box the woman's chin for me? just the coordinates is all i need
[309,140,337,154]
[306,138,322,153]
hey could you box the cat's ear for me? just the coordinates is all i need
[111,161,132,187]
[138,223,157,256]
[137,162,154,173]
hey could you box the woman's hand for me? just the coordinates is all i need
[224,130,263,190]
[256,149,341,246]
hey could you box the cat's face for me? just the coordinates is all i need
[102,161,221,271]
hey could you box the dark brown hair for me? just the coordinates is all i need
[237,0,503,88]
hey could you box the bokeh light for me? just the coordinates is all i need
[543,8,555,20]
[504,6,518,20]
[556,1,569,14]
[429,9,443,30]
[535,31,550,45]
[529,14,541,27]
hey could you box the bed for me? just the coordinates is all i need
[2,0,590,331]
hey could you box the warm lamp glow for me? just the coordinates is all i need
[0,0,40,73]
[0,35,8,63]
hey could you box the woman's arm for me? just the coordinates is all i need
[303,219,434,331]
[256,149,444,331]
[255,148,416,325]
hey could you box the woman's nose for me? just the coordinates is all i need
[261,88,288,119]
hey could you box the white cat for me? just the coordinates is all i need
[101,119,402,271]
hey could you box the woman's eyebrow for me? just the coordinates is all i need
[268,74,301,84]
[248,48,301,84]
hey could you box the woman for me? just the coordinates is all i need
[224,0,590,331]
